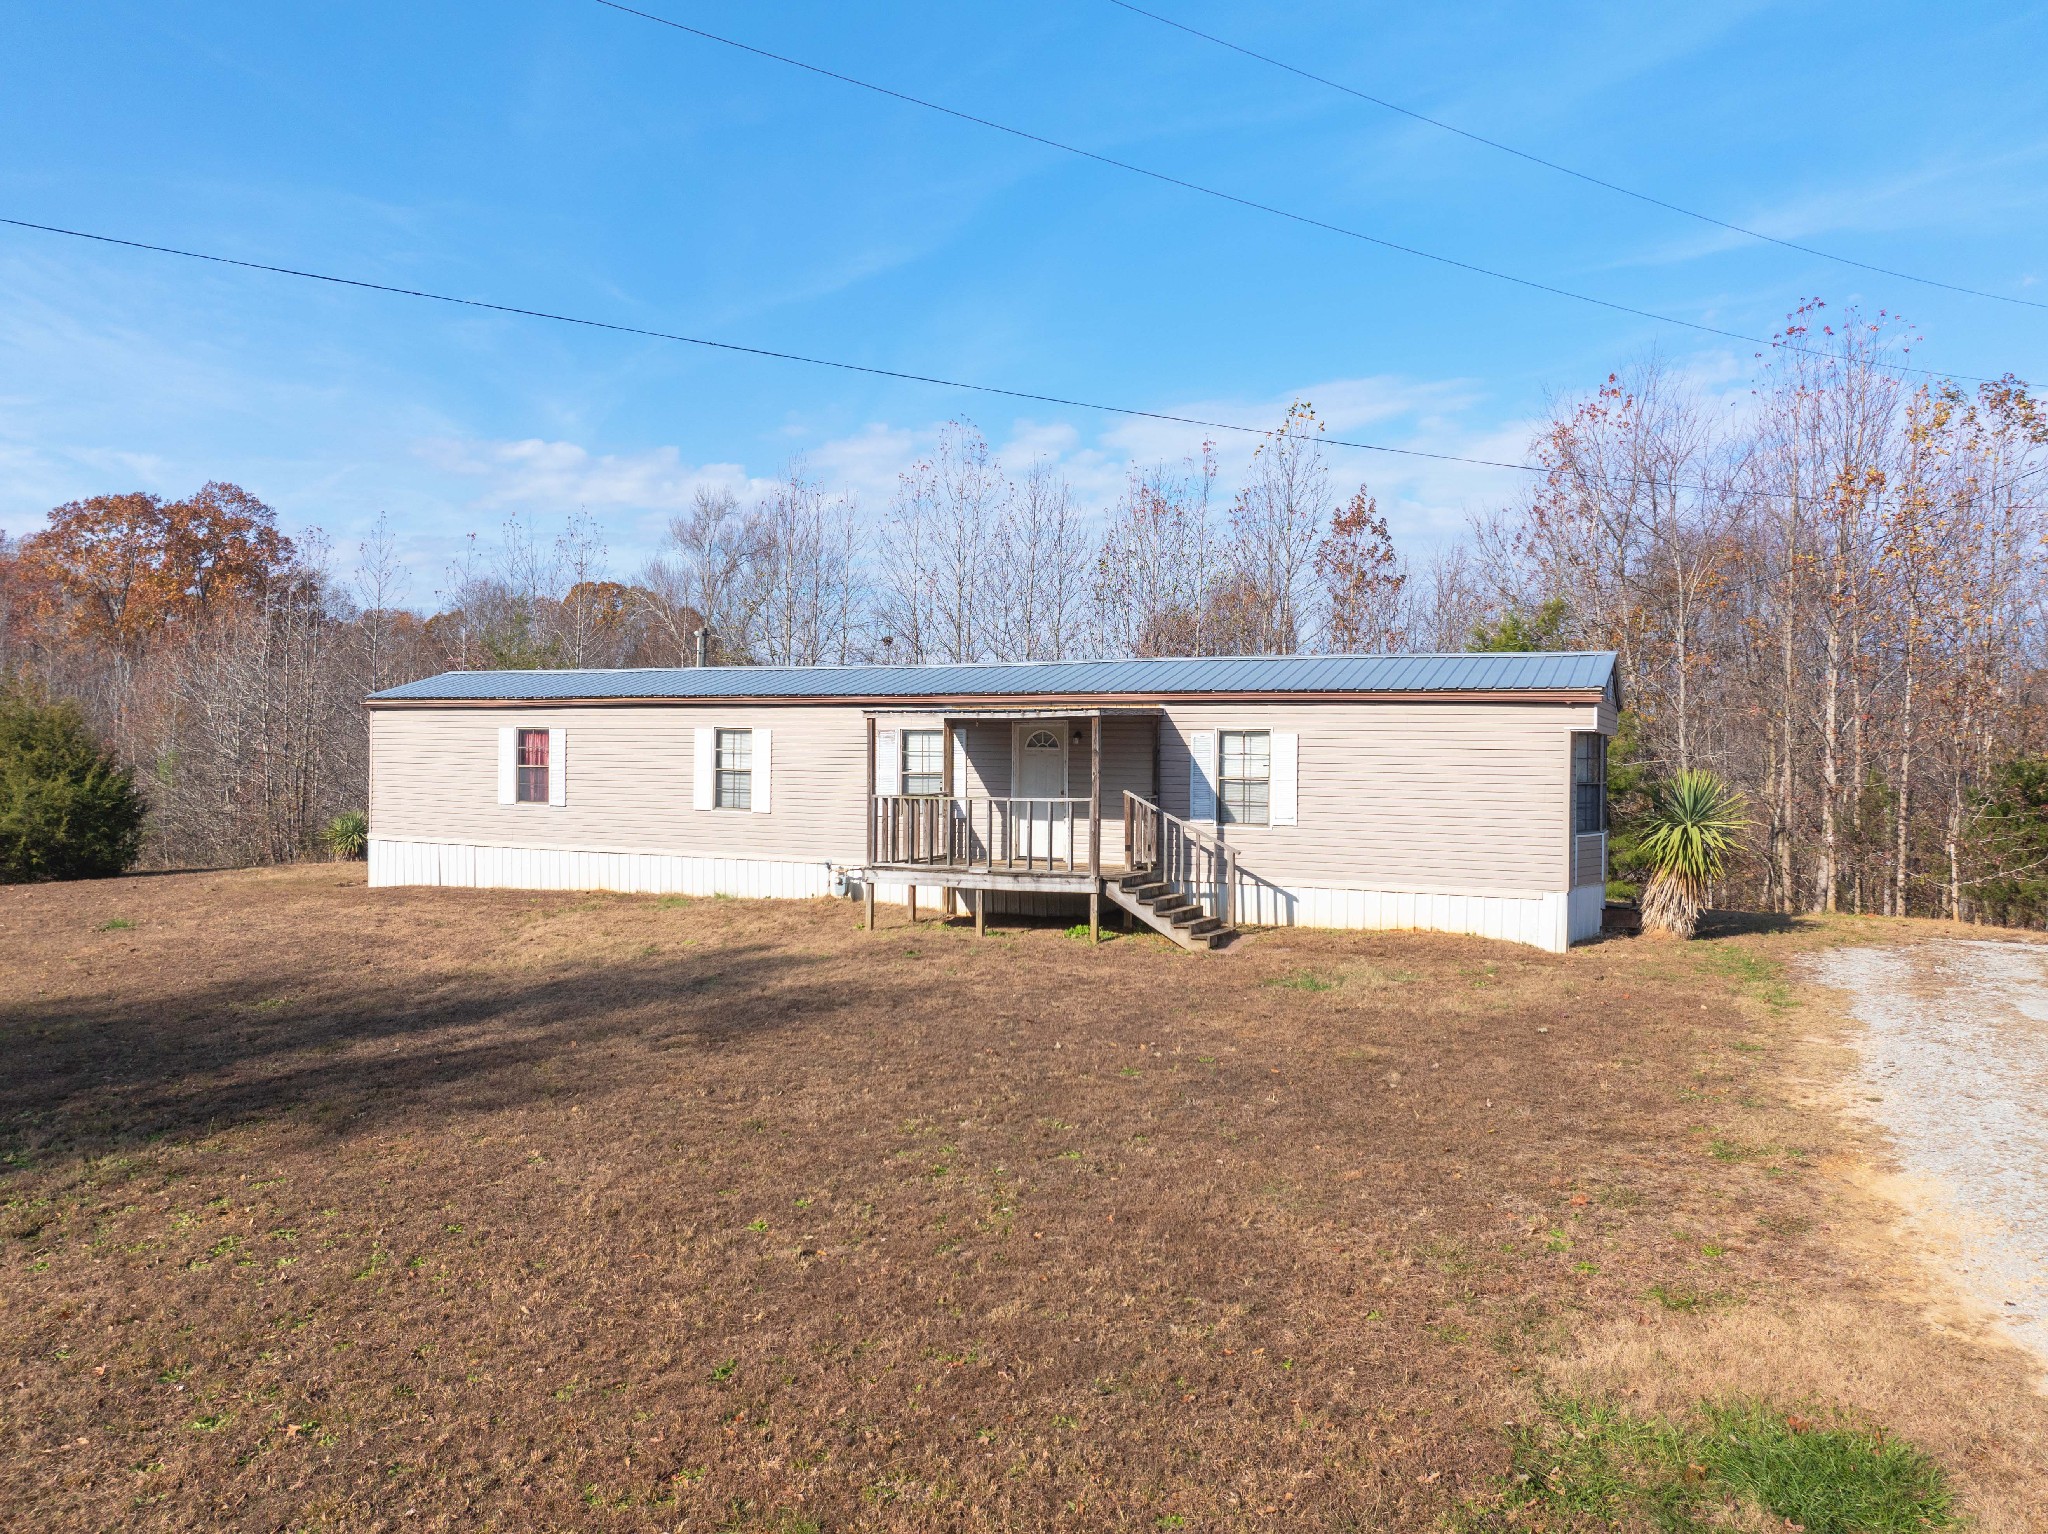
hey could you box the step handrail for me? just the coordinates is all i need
[1122,791,1237,929]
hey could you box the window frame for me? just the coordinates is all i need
[514,727,550,805]
[714,727,754,811]
[901,729,945,797]
[1218,728,1272,827]
[1572,732,1608,835]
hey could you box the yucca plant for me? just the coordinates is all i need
[321,809,369,861]
[1637,770,1747,939]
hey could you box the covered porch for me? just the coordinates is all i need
[851,705,1241,948]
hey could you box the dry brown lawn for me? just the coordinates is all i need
[2,866,2044,1531]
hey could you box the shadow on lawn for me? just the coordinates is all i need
[1695,909,1818,940]
[0,939,873,1166]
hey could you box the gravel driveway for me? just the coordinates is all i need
[1810,940,2048,1368]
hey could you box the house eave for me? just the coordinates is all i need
[364,689,1612,710]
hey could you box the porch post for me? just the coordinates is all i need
[1089,714,1102,943]
[864,715,877,932]
[942,719,957,917]
[974,887,985,937]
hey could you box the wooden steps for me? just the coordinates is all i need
[1103,870,1237,952]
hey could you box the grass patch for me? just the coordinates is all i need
[1264,970,1338,992]
[1644,1281,1736,1312]
[97,918,134,931]
[1468,1395,1954,1534]
[1699,946,1798,1009]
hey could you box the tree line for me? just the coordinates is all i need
[2,302,2043,919]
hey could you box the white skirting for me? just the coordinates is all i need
[1175,874,1580,953]
[368,838,841,900]
[369,839,1591,953]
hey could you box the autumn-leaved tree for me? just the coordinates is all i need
[19,483,296,650]
[1317,486,1405,652]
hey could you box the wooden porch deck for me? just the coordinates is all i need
[856,791,1243,951]
[853,862,1133,894]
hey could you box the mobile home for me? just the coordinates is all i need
[365,651,1617,952]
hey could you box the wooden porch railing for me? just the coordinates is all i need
[869,794,1094,874]
[1123,791,1238,928]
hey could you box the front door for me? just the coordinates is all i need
[1015,724,1071,863]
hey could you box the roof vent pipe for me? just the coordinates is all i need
[694,627,711,668]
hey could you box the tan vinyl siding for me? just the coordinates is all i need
[954,720,1010,797]
[1159,701,1574,896]
[369,704,868,863]
[1098,715,1154,864]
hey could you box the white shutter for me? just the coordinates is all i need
[952,733,968,796]
[1187,730,1216,822]
[1270,731,1298,827]
[752,728,772,814]
[547,727,567,806]
[497,726,517,805]
[876,730,901,795]
[693,727,715,811]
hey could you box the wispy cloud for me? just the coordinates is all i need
[1609,136,2048,277]
[417,365,1544,575]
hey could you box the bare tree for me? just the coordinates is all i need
[752,465,863,666]
[1510,358,1742,770]
[350,512,412,695]
[1095,447,1218,657]
[989,460,1090,660]
[1402,544,1487,653]
[879,422,1006,664]
[1219,402,1330,653]
[639,486,762,664]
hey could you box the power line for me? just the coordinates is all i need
[0,216,1976,504]
[587,0,1996,385]
[0,214,1538,474]
[1103,0,2047,312]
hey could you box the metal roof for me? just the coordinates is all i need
[370,651,1617,703]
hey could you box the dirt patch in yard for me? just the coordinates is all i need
[3,870,2045,1530]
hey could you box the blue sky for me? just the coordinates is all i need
[4,0,2044,601]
